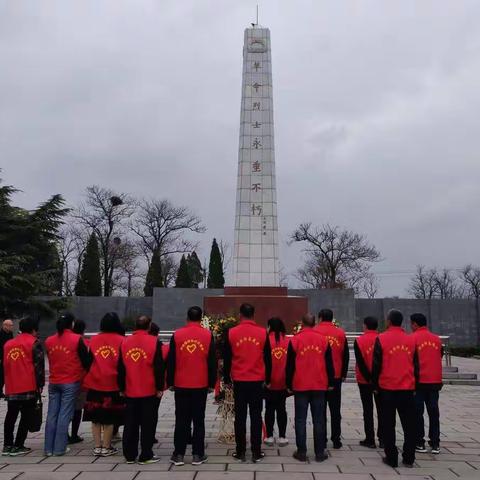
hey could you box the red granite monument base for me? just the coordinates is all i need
[204,287,308,331]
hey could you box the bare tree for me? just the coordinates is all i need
[408,265,464,299]
[132,199,205,263]
[161,254,178,287]
[113,239,143,296]
[74,186,135,296]
[361,272,379,299]
[295,251,331,289]
[291,223,381,289]
[461,265,480,299]
[434,268,464,299]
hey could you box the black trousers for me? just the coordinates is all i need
[123,396,157,462]
[380,390,416,465]
[174,388,208,456]
[264,389,287,438]
[4,399,36,447]
[294,391,326,456]
[152,397,161,442]
[233,381,263,456]
[415,389,440,447]
[358,384,382,443]
[324,379,342,442]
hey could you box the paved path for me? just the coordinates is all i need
[1,382,480,480]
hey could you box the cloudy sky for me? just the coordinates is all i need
[1,0,480,296]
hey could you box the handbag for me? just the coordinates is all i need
[28,394,43,433]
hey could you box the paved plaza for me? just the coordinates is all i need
[1,366,480,480]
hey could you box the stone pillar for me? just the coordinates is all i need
[232,26,280,287]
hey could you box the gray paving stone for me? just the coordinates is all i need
[257,474,314,480]
[0,464,60,472]
[112,463,170,471]
[15,474,78,480]
[75,473,136,480]
[313,475,372,480]
[55,463,115,472]
[0,474,18,480]
[227,463,283,471]
[283,463,340,472]
[136,474,195,480]
[196,473,254,480]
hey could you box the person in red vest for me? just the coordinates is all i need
[354,316,383,449]
[167,306,216,466]
[117,315,164,464]
[372,309,417,468]
[223,303,272,463]
[286,314,334,462]
[83,312,126,457]
[264,317,289,447]
[2,317,44,456]
[44,313,91,456]
[315,309,349,449]
[411,313,443,455]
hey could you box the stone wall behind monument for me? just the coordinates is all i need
[35,291,479,346]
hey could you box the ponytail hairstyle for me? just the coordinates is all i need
[267,317,286,344]
[56,313,75,336]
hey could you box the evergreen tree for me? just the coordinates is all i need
[75,233,102,296]
[144,249,163,296]
[207,238,225,288]
[175,254,192,288]
[187,251,203,288]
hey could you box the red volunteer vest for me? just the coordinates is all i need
[315,321,347,379]
[121,330,158,398]
[45,330,85,384]
[412,327,442,384]
[378,326,415,390]
[3,333,37,395]
[83,333,124,392]
[172,322,212,388]
[269,332,289,390]
[355,330,378,384]
[229,320,267,382]
[290,327,329,391]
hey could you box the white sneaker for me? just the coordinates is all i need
[278,437,289,447]
[264,437,275,446]
[93,447,103,456]
[431,446,440,455]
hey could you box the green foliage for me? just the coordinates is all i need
[75,233,102,296]
[207,238,225,288]
[0,175,69,318]
[144,249,163,296]
[187,251,203,288]
[175,254,192,288]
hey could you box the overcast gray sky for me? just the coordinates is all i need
[1,0,480,296]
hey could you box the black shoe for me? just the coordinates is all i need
[315,452,328,462]
[415,444,427,453]
[170,454,185,466]
[332,440,343,449]
[359,440,376,449]
[232,452,246,462]
[68,435,84,445]
[293,451,307,462]
[192,454,208,465]
[402,461,414,468]
[382,457,398,468]
[252,451,265,463]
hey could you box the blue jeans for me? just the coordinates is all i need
[45,382,80,455]
[294,391,326,456]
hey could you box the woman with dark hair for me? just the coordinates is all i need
[44,313,90,456]
[83,312,125,456]
[264,317,289,447]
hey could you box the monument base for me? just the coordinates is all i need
[204,287,308,331]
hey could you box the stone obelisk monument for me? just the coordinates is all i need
[232,25,280,286]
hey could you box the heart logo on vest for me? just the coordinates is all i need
[273,350,283,360]
[131,352,141,362]
[10,352,19,361]
[100,349,110,359]
[186,344,197,354]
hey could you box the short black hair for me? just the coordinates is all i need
[57,312,75,335]
[387,309,403,326]
[318,309,334,322]
[302,313,316,327]
[363,316,378,331]
[187,306,203,322]
[240,303,255,319]
[19,317,39,334]
[73,319,86,335]
[149,322,160,336]
[100,312,122,333]
[135,315,152,331]
[411,313,427,327]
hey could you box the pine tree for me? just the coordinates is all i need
[187,251,204,288]
[144,249,163,296]
[175,254,192,288]
[75,233,102,296]
[207,238,225,288]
